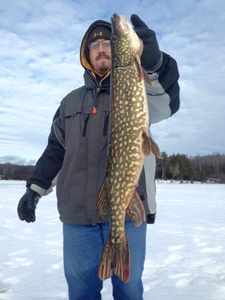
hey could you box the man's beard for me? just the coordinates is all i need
[98,61,110,74]
[95,53,111,74]
[95,59,111,75]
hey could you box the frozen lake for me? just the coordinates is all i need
[0,180,225,300]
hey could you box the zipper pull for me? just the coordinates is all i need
[92,106,97,115]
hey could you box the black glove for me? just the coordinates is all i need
[130,14,161,71]
[17,189,40,223]
[147,213,156,224]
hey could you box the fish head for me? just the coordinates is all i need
[111,14,142,67]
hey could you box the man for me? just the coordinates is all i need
[17,14,180,300]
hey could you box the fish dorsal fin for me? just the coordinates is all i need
[134,56,143,82]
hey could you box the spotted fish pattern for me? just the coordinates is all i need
[98,14,160,283]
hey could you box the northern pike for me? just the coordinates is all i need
[97,14,160,283]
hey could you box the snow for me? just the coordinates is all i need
[0,180,225,300]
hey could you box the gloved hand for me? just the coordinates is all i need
[130,14,161,71]
[17,189,40,223]
[147,213,156,224]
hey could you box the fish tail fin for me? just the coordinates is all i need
[98,239,113,280]
[142,131,161,158]
[126,190,146,227]
[114,238,130,283]
[97,180,109,220]
[98,238,130,283]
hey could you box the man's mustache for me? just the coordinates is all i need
[96,53,111,61]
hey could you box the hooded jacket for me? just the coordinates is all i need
[27,19,180,224]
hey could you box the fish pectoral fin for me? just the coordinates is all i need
[142,130,152,155]
[126,190,146,227]
[97,181,109,220]
[150,137,161,159]
[142,131,161,158]
[98,238,130,283]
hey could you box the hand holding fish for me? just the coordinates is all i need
[130,14,162,71]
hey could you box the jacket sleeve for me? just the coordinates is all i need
[144,52,180,224]
[145,52,180,123]
[26,107,65,196]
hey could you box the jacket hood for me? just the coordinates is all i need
[80,20,111,77]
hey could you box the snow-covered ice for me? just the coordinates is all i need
[0,180,225,300]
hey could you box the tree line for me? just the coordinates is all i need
[0,163,34,181]
[0,153,225,183]
[156,153,225,183]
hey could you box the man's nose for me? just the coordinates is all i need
[98,42,104,52]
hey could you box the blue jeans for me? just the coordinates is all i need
[63,221,147,300]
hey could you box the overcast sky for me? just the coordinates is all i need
[0,0,225,165]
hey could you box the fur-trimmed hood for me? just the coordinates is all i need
[80,19,111,76]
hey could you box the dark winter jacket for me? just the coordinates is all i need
[27,20,180,224]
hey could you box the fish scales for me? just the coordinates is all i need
[109,61,147,239]
[98,13,160,283]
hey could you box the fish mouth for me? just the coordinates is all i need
[111,13,129,40]
[111,13,120,36]
[112,13,119,21]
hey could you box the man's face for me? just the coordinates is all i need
[89,39,112,76]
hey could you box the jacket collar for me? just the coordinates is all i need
[84,70,110,93]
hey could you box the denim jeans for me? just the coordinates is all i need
[63,221,147,300]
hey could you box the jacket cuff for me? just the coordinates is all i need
[29,174,58,197]
[30,184,52,197]
[147,52,163,73]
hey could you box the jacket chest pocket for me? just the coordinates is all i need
[64,95,110,159]
[64,106,93,142]
[64,107,93,169]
